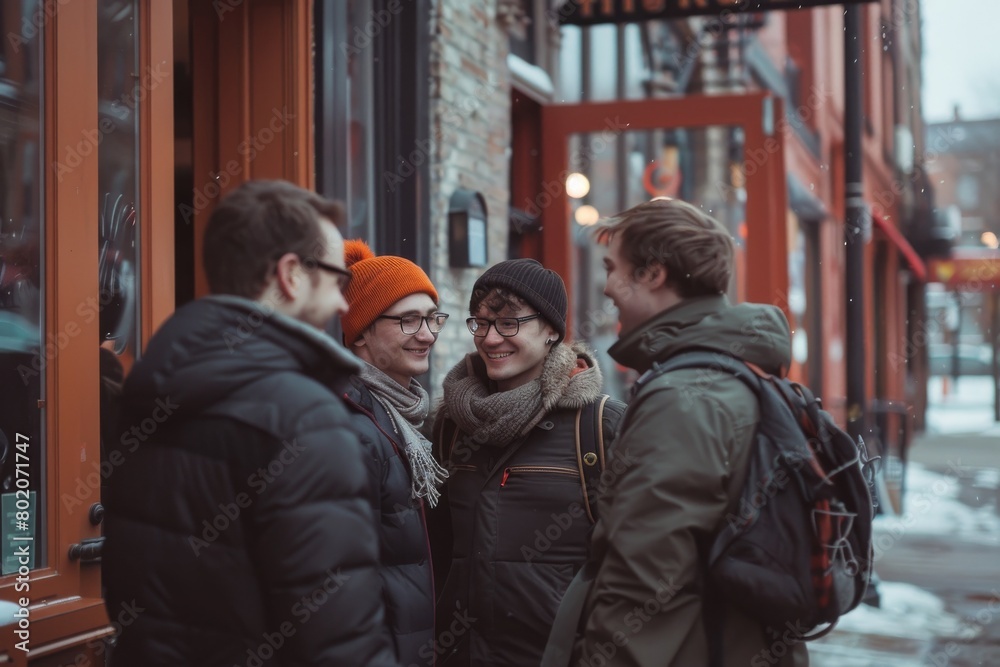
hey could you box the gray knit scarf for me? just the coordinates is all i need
[357,361,449,507]
[441,342,604,447]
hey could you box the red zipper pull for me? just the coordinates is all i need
[501,468,511,487]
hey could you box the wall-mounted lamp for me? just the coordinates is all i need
[448,189,488,268]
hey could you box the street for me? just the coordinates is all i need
[810,377,1000,666]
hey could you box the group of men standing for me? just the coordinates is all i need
[101,180,804,666]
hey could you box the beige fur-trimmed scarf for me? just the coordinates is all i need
[440,341,604,447]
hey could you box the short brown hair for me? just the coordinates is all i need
[203,180,345,299]
[595,198,733,297]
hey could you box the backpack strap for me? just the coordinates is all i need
[434,416,462,465]
[575,394,610,524]
[642,350,761,391]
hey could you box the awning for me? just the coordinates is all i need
[871,211,927,282]
[787,175,828,223]
[928,249,1000,291]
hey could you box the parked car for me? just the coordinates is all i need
[928,343,993,376]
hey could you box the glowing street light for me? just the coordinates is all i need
[575,205,600,226]
[566,172,590,199]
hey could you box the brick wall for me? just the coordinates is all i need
[426,0,511,399]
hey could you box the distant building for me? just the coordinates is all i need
[925,114,1000,249]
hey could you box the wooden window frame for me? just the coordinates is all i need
[0,0,173,660]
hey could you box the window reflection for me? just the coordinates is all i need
[346,0,374,241]
[97,1,139,361]
[0,0,44,574]
[97,1,139,478]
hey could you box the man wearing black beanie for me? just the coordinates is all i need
[429,258,626,667]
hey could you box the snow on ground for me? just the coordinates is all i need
[926,376,1000,435]
[810,423,997,664]
[873,463,1000,546]
[810,378,999,664]
[834,581,973,639]
[809,582,976,667]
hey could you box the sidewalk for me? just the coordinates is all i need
[809,389,1000,666]
[909,430,1000,470]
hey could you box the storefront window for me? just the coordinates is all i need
[97,1,140,461]
[0,0,45,574]
[346,0,375,242]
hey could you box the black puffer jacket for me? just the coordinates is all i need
[343,378,435,667]
[103,295,398,667]
[429,344,626,667]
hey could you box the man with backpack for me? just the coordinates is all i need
[543,198,810,667]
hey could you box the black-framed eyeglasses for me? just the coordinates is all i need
[297,254,352,290]
[466,313,540,338]
[377,313,450,335]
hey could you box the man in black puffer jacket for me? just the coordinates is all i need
[103,180,399,667]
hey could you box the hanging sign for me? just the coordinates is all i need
[558,0,878,26]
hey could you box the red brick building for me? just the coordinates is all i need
[0,0,939,660]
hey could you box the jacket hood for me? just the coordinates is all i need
[124,295,361,416]
[608,295,792,375]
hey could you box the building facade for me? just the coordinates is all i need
[0,0,935,660]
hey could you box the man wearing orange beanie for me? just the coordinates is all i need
[340,239,449,667]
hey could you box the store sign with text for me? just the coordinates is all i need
[558,0,878,26]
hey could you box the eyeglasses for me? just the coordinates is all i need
[377,313,450,335]
[297,254,352,290]
[466,314,540,338]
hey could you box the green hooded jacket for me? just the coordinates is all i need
[544,295,809,667]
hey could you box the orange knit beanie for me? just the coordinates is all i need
[341,240,439,346]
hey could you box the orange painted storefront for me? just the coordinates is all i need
[0,1,315,662]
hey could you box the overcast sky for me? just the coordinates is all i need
[922,0,1000,122]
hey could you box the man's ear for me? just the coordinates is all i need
[646,262,668,289]
[273,253,302,299]
[542,322,558,346]
[635,261,667,288]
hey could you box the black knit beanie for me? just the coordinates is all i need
[471,259,568,343]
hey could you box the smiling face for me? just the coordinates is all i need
[602,232,663,338]
[291,217,350,330]
[471,290,558,392]
[353,292,439,387]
